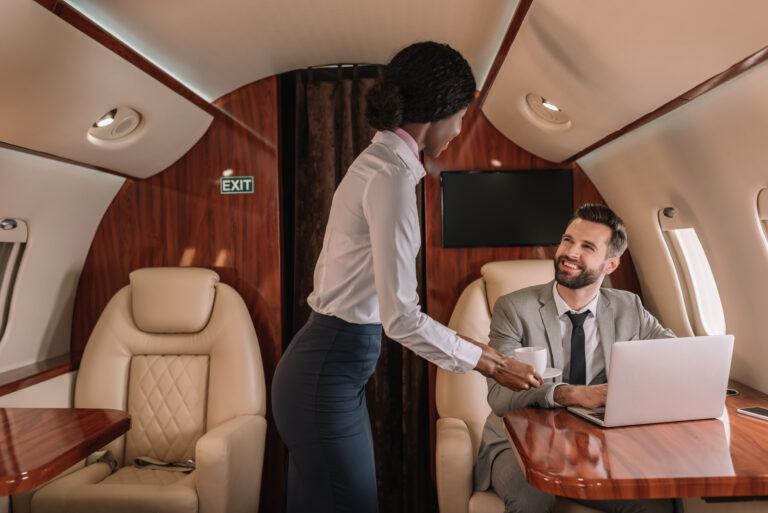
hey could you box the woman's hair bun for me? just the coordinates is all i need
[367,42,476,128]
[365,81,404,131]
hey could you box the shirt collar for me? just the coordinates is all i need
[553,282,599,318]
[372,130,426,182]
[392,127,420,158]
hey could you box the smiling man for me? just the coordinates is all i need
[473,203,675,513]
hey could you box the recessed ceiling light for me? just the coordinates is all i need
[541,99,560,112]
[88,106,142,142]
[490,159,502,168]
[222,169,234,177]
[94,108,117,128]
[522,93,572,131]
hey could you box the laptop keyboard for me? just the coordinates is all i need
[589,411,605,421]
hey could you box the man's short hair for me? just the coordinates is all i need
[570,203,627,257]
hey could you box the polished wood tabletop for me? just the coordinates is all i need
[503,380,768,500]
[0,408,130,495]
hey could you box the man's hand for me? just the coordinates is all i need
[553,384,607,408]
[461,335,542,391]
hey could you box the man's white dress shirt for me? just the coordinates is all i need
[307,130,481,373]
[549,282,605,404]
[553,282,605,384]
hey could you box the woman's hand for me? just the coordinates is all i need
[460,335,542,391]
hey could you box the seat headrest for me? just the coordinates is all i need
[481,260,555,311]
[129,267,219,334]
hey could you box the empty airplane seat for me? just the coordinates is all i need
[435,260,599,513]
[30,267,267,513]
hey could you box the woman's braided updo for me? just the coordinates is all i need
[366,42,476,131]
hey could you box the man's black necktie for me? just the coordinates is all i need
[566,311,590,385]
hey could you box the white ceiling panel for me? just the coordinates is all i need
[0,0,213,178]
[64,0,520,101]
[482,0,768,162]
[576,59,768,389]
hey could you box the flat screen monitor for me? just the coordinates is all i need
[440,169,573,248]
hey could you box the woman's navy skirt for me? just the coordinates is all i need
[272,311,382,513]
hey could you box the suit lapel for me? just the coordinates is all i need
[538,283,564,370]
[596,289,615,378]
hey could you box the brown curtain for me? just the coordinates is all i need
[286,65,438,513]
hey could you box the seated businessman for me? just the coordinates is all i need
[474,203,675,513]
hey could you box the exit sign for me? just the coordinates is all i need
[220,176,254,194]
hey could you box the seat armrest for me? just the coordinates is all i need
[195,415,267,513]
[436,417,474,513]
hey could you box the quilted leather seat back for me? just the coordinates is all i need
[73,267,266,466]
[126,355,209,464]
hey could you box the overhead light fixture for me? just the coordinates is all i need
[490,159,502,168]
[522,93,572,131]
[94,109,117,128]
[222,169,234,177]
[540,99,560,112]
[88,106,142,142]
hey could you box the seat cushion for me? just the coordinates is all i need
[31,464,197,513]
[101,466,190,486]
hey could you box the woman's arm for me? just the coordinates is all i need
[460,335,542,391]
[361,168,480,372]
[363,165,542,392]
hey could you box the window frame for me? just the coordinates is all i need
[0,218,28,342]
[658,209,726,336]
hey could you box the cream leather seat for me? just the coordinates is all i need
[435,260,599,513]
[31,267,267,513]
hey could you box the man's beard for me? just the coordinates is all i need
[554,256,604,290]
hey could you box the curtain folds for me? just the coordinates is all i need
[285,65,437,513]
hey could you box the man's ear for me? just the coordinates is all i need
[604,255,620,275]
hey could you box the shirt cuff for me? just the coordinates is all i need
[549,383,568,408]
[453,336,482,373]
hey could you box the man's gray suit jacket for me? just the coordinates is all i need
[474,280,675,491]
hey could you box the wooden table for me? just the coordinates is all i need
[503,380,768,500]
[0,408,130,495]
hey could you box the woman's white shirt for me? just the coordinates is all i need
[307,130,481,373]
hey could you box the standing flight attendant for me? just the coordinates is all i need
[272,41,542,513]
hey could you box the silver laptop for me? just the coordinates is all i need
[567,335,734,427]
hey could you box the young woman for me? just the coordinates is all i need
[272,41,542,513]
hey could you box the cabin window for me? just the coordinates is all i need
[659,209,725,336]
[0,219,27,341]
[757,188,768,244]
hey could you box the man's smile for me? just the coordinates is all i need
[558,257,583,272]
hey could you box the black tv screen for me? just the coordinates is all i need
[441,169,573,248]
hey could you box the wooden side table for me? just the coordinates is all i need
[0,407,130,495]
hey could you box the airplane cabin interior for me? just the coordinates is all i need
[1,0,768,512]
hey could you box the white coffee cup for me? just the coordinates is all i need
[513,347,547,376]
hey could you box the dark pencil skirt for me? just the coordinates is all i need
[272,311,382,513]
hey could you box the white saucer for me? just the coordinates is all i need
[541,367,562,380]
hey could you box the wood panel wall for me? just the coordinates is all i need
[70,77,283,513]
